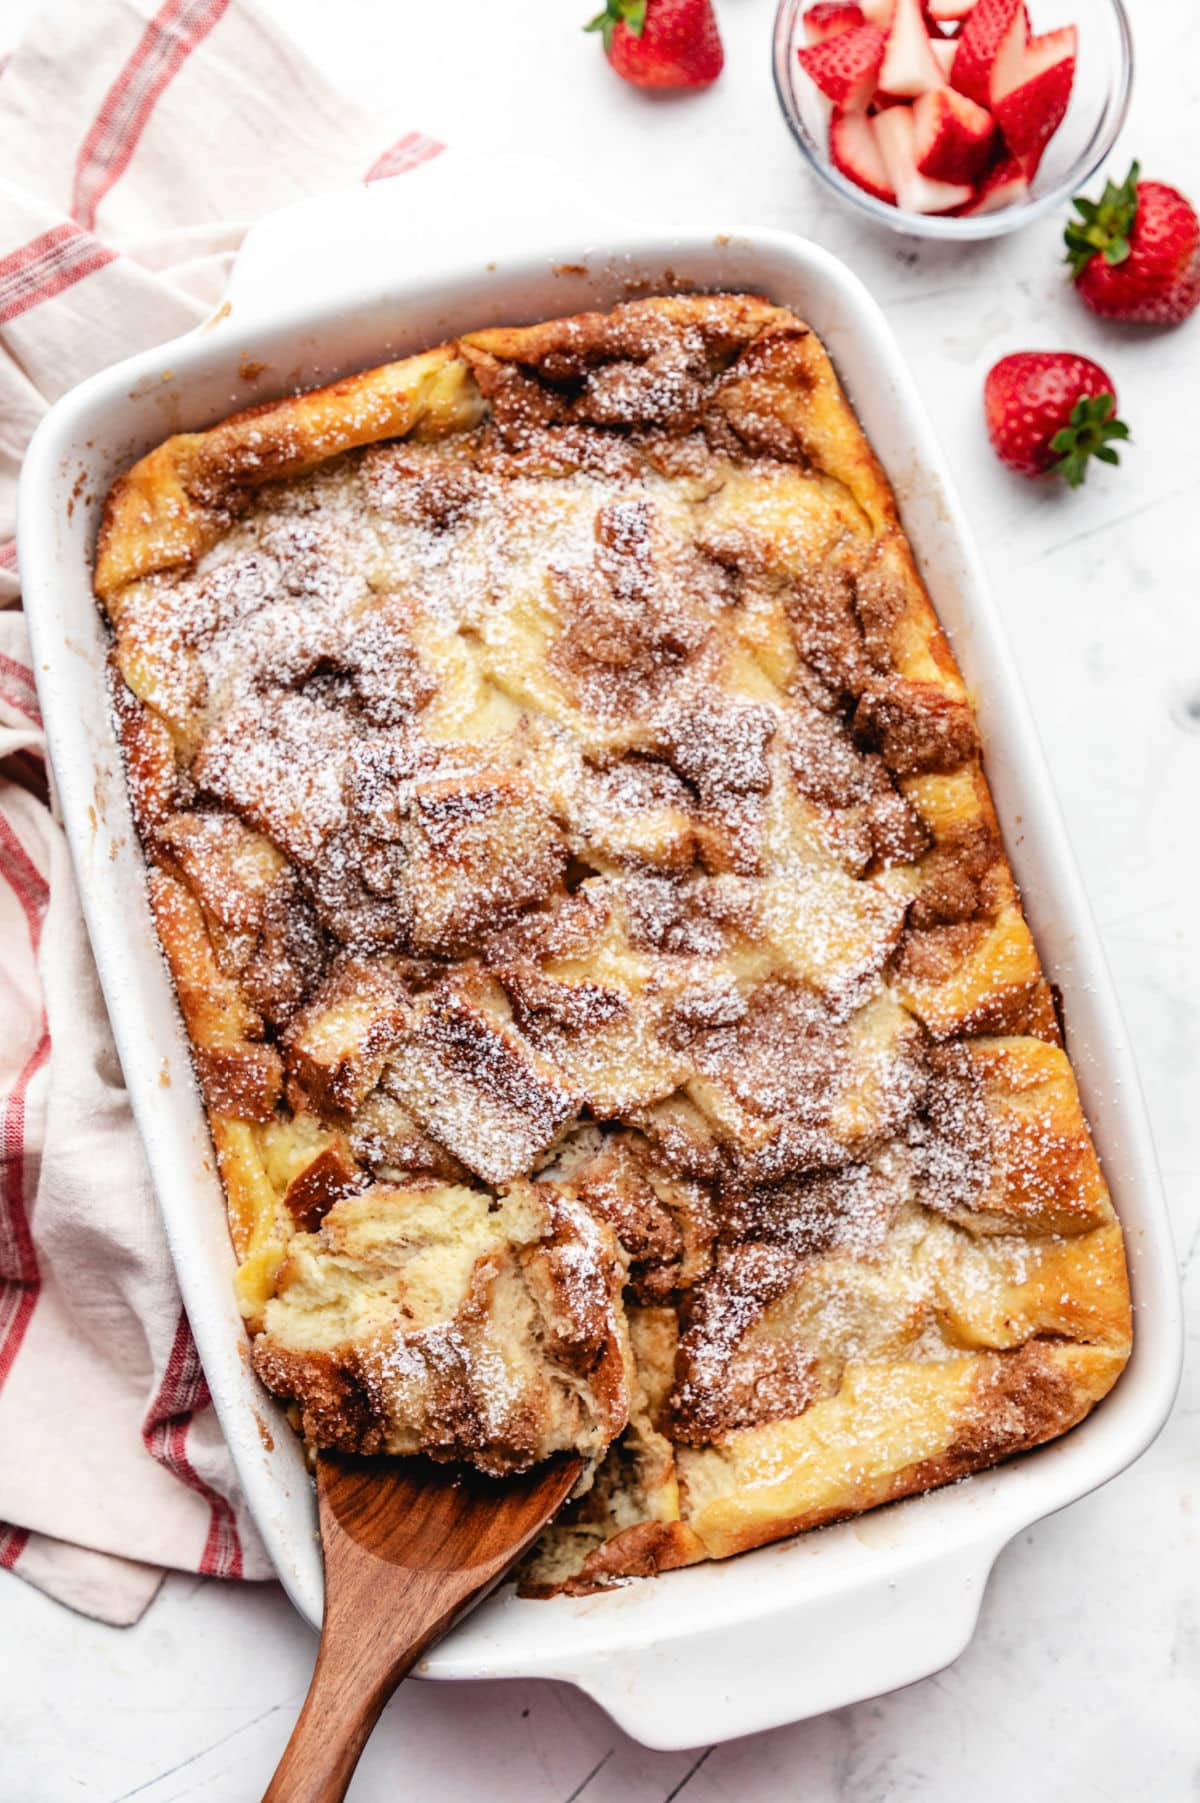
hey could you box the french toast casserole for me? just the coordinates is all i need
[94,293,1132,1594]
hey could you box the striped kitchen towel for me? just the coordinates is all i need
[0,0,443,1626]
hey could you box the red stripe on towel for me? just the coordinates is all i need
[0,1267,40,1392]
[142,1312,243,1579]
[0,653,42,727]
[0,1028,48,1293]
[364,131,445,184]
[0,810,48,928]
[0,1020,47,1387]
[0,815,49,1389]
[72,0,231,232]
[0,225,117,325]
[0,1523,30,1569]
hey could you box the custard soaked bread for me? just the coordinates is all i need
[253,1181,632,1475]
[95,294,1131,1590]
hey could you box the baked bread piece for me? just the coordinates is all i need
[252,1180,632,1475]
[95,293,1132,1586]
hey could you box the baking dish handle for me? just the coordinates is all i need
[559,1534,1007,1749]
[218,151,604,328]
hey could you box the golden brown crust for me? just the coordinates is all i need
[147,868,283,1121]
[678,1341,1126,1560]
[94,347,484,604]
[96,293,1132,1580]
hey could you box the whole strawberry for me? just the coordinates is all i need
[984,352,1129,486]
[1065,162,1200,326]
[586,0,724,89]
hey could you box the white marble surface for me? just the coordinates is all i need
[4,0,1200,1797]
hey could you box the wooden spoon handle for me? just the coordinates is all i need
[262,1453,582,1802]
[262,1616,432,1803]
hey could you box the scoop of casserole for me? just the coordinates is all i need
[252,1180,632,1475]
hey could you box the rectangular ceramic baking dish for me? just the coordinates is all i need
[17,161,1183,1750]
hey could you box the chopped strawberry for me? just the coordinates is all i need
[951,0,1026,108]
[877,0,946,98]
[927,0,976,17]
[990,24,1076,180]
[858,0,896,23]
[959,152,1029,214]
[586,0,724,89]
[875,104,974,212]
[929,36,957,78]
[796,22,886,109]
[803,2,867,44]
[831,108,897,202]
[1065,161,1200,326]
[984,352,1128,485]
[912,86,995,183]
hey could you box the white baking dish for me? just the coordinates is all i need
[17,165,1183,1750]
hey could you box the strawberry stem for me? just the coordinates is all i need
[1064,161,1141,278]
[1048,392,1130,487]
[584,0,647,50]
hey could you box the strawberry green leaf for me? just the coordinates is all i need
[584,0,645,48]
[584,5,614,46]
[1064,160,1142,279]
[1048,392,1131,487]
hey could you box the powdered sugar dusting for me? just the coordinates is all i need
[106,298,1112,1508]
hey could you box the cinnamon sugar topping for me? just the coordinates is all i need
[98,295,1129,1569]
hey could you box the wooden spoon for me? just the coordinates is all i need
[262,1450,583,1803]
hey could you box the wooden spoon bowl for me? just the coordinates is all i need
[263,1451,583,1803]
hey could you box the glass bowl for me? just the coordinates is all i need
[772,0,1133,240]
